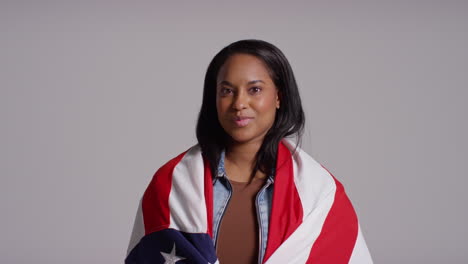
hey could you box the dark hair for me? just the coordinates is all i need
[196,39,305,179]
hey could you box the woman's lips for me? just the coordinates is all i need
[233,117,253,127]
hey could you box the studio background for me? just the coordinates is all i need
[1,1,467,263]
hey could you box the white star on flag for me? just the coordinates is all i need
[160,243,185,264]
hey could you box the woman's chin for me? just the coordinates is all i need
[227,133,263,146]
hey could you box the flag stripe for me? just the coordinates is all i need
[126,199,145,256]
[142,150,187,235]
[285,140,336,219]
[203,155,214,237]
[305,166,359,263]
[349,223,373,263]
[263,140,337,263]
[263,187,336,264]
[263,142,303,262]
[168,145,208,233]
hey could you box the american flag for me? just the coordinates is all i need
[125,139,373,264]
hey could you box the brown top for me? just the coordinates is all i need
[216,177,266,264]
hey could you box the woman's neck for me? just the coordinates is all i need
[224,140,265,182]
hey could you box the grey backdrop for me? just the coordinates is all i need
[1,1,467,263]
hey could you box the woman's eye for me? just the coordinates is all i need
[250,87,261,93]
[220,88,233,95]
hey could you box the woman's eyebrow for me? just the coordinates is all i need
[218,80,265,87]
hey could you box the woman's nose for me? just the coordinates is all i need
[232,92,248,111]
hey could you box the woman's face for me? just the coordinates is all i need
[216,53,280,146]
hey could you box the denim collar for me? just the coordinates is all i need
[214,148,275,183]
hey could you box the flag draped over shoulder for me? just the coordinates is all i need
[125,139,373,264]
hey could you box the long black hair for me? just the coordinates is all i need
[196,39,305,179]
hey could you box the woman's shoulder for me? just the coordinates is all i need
[151,143,202,174]
[280,138,346,211]
[142,143,205,200]
[156,143,201,170]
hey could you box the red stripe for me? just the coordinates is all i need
[263,141,303,263]
[306,165,359,263]
[141,150,188,235]
[203,154,214,237]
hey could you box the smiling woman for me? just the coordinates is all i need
[125,39,373,264]
[215,54,280,177]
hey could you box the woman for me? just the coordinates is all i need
[125,39,373,264]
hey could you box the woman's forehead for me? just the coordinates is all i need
[216,54,273,85]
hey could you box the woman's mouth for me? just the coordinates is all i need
[233,117,253,127]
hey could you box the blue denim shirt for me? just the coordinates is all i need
[212,149,275,264]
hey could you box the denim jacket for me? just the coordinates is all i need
[211,149,275,264]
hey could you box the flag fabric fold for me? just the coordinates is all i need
[125,139,373,264]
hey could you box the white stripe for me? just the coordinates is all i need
[348,223,374,264]
[265,139,339,263]
[282,139,336,218]
[126,198,145,256]
[264,185,336,264]
[267,139,373,264]
[168,145,208,233]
